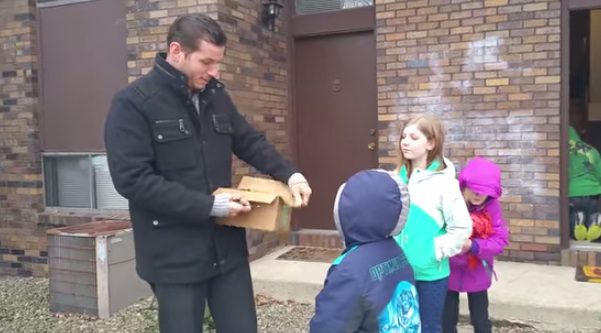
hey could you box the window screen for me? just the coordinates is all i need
[295,0,373,14]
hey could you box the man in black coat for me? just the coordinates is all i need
[104,14,312,333]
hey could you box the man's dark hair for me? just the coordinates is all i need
[167,14,227,52]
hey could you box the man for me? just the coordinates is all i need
[104,14,311,333]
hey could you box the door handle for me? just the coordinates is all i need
[368,142,376,151]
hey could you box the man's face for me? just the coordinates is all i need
[168,39,225,90]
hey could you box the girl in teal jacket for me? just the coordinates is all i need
[394,115,472,333]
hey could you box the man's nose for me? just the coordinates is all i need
[208,65,220,78]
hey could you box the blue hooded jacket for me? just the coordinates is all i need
[309,170,420,333]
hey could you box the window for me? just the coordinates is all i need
[295,0,373,15]
[43,154,127,210]
[39,0,127,152]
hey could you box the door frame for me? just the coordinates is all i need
[286,5,376,229]
[561,0,601,247]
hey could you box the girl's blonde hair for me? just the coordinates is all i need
[397,115,446,177]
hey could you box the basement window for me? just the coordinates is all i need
[43,154,127,210]
[295,0,373,15]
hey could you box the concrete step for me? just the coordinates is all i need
[251,246,601,332]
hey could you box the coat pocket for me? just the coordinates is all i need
[212,114,233,134]
[152,119,197,171]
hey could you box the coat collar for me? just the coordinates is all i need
[153,52,225,96]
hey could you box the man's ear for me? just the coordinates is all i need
[168,42,184,62]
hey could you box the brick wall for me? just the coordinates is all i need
[124,0,219,81]
[375,0,562,263]
[216,0,292,258]
[0,0,47,276]
[0,0,291,277]
[3,0,593,276]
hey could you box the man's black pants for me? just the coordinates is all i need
[150,262,257,333]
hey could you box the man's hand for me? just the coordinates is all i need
[288,173,312,207]
[290,182,312,207]
[227,194,251,217]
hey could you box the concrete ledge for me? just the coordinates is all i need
[251,247,601,331]
[251,246,328,304]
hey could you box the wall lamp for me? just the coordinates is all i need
[262,0,283,31]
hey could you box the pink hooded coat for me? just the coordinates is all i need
[448,157,509,293]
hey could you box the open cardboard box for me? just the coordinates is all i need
[213,176,296,232]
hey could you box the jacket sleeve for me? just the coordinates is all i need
[473,199,509,261]
[225,94,298,183]
[434,178,473,260]
[591,148,601,183]
[310,265,364,333]
[105,92,214,224]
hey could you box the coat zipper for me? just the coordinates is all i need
[154,119,177,124]
[179,119,187,133]
[482,260,498,281]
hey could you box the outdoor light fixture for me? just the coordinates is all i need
[262,0,283,31]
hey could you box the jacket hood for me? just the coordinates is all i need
[399,157,457,184]
[569,126,581,142]
[333,169,409,248]
[458,157,502,199]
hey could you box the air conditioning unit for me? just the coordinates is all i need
[48,220,151,318]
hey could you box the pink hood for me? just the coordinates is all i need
[459,157,502,199]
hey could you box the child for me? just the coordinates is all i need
[442,157,509,333]
[309,169,420,333]
[393,115,472,333]
[568,126,601,241]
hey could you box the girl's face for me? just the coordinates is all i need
[464,188,488,206]
[400,124,434,163]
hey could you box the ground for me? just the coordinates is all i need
[0,276,567,333]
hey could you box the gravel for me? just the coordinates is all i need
[0,276,592,333]
[0,277,313,333]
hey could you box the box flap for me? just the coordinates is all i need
[214,188,277,204]
[237,176,296,207]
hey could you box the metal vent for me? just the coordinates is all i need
[55,156,91,208]
[93,156,128,210]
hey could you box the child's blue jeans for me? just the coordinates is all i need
[416,278,449,333]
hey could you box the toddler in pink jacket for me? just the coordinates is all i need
[442,157,509,333]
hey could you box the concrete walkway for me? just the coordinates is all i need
[251,246,601,332]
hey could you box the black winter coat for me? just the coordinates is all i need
[105,53,297,283]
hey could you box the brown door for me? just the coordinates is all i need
[294,31,378,230]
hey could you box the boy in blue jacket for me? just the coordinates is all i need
[309,169,420,333]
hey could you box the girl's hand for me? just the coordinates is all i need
[461,239,473,253]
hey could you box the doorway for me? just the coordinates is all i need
[292,13,378,230]
[563,2,601,248]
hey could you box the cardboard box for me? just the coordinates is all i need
[214,176,296,232]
